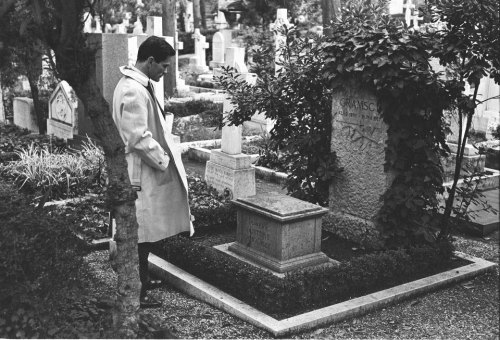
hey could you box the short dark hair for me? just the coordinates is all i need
[137,36,175,62]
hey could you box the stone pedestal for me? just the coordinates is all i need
[328,83,393,247]
[205,150,255,198]
[227,193,330,273]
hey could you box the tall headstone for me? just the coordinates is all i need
[189,28,210,73]
[272,9,291,75]
[13,97,38,133]
[205,86,256,198]
[175,31,189,92]
[209,32,225,69]
[87,33,129,114]
[146,16,163,36]
[328,83,393,245]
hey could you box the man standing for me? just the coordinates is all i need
[112,36,194,308]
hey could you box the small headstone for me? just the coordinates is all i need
[225,47,247,73]
[104,23,113,33]
[47,81,96,141]
[389,0,404,15]
[209,32,225,69]
[83,12,94,33]
[13,97,38,133]
[132,19,144,35]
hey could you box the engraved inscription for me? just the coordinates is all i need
[205,164,233,192]
[333,92,384,151]
[247,220,271,251]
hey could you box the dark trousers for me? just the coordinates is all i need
[138,242,157,299]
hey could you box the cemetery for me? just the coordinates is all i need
[0,0,499,338]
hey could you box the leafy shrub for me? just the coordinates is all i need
[217,26,340,206]
[0,139,105,201]
[0,180,88,338]
[166,99,222,122]
[188,175,236,229]
[158,235,456,318]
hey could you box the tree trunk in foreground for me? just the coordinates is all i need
[45,0,141,337]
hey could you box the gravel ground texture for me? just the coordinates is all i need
[84,229,499,339]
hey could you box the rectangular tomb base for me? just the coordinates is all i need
[222,242,336,275]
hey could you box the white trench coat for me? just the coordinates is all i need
[113,65,194,243]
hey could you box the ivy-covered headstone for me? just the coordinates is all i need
[328,82,393,247]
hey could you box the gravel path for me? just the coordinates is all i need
[85,230,499,339]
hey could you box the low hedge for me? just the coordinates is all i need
[166,99,222,122]
[157,235,457,319]
[188,175,236,229]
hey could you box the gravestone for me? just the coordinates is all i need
[209,32,225,69]
[272,8,291,75]
[224,47,248,73]
[133,19,144,35]
[215,11,228,30]
[83,12,94,33]
[47,81,95,140]
[328,83,393,245]
[87,33,129,115]
[94,17,102,33]
[146,16,162,36]
[205,93,256,198]
[13,97,38,133]
[221,193,331,273]
[189,29,210,73]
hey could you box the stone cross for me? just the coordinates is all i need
[411,10,424,29]
[191,28,210,71]
[404,0,415,27]
[175,31,184,81]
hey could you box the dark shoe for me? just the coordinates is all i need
[140,296,162,309]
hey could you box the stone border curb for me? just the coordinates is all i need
[148,252,496,337]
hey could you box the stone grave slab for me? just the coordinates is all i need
[226,193,331,273]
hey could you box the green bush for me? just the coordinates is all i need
[158,235,456,318]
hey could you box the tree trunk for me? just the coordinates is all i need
[162,0,176,97]
[47,0,141,337]
[200,0,207,30]
[193,0,201,29]
[322,0,341,36]
[439,85,479,239]
[25,51,45,134]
